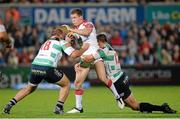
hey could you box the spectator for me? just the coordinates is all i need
[161,49,172,65]
[110,31,123,50]
[172,45,180,64]
[138,47,153,65]
[7,49,19,66]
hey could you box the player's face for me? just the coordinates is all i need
[70,14,83,26]
[98,41,104,48]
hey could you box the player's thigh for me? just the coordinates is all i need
[45,68,64,83]
[74,67,90,85]
[124,93,139,110]
[94,60,108,84]
[56,73,70,87]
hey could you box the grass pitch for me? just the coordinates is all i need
[0,86,180,118]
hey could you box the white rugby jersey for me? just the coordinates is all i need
[0,24,6,32]
[76,21,98,47]
[32,39,75,67]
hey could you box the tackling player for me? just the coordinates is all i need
[82,33,176,114]
[3,25,89,114]
[66,8,124,113]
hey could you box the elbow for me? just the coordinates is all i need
[70,52,80,59]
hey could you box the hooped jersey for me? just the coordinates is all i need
[32,39,75,68]
[76,21,98,47]
[99,44,123,83]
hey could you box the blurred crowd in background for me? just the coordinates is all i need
[0,19,179,67]
[0,0,180,4]
[0,0,180,67]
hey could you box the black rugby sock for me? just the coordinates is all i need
[140,102,163,112]
[56,101,64,110]
[9,98,17,106]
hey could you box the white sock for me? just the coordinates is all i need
[108,80,120,99]
[75,94,82,110]
[74,89,84,110]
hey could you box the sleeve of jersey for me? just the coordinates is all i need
[60,40,75,56]
[92,49,107,60]
[83,22,94,29]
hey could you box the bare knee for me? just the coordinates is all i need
[74,80,82,89]
[59,78,70,89]
[130,103,139,111]
[124,94,140,111]
[25,85,37,94]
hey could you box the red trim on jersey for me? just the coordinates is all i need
[76,20,93,29]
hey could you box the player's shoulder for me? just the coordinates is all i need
[82,20,94,28]
[59,39,66,44]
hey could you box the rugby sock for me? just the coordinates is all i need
[107,80,120,99]
[9,98,17,106]
[140,103,164,112]
[74,89,84,110]
[56,101,64,110]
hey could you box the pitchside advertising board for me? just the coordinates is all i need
[146,4,180,24]
[1,65,180,89]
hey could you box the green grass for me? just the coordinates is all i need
[0,86,180,118]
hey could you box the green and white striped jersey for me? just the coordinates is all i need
[32,39,75,68]
[99,44,123,83]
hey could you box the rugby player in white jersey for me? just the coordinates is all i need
[0,19,12,49]
[3,25,89,114]
[66,8,124,114]
[82,33,176,114]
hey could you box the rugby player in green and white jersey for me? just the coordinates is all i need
[3,25,89,115]
[82,33,176,114]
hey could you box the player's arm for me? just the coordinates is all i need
[68,23,93,36]
[70,43,89,58]
[62,41,89,59]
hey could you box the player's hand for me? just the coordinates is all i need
[74,63,81,73]
[81,43,89,51]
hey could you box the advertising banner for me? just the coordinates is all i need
[146,4,180,24]
[1,65,180,88]
[88,65,180,85]
[32,5,144,25]
[0,66,76,88]
[0,4,144,26]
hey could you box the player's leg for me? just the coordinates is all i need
[67,63,90,113]
[54,73,70,114]
[3,65,45,114]
[124,93,139,110]
[125,94,176,113]
[3,85,37,114]
[94,60,124,109]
